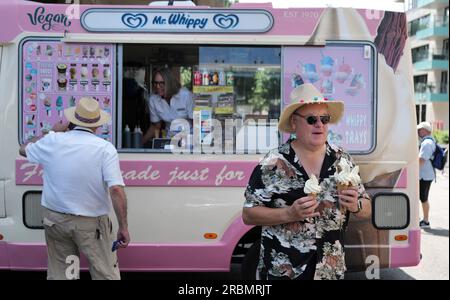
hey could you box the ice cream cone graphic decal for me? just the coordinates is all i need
[56,96,64,118]
[320,52,335,77]
[336,58,352,84]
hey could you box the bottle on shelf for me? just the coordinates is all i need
[132,126,143,148]
[202,69,209,86]
[226,71,234,86]
[209,71,214,85]
[194,69,202,86]
[219,69,226,86]
[213,71,219,85]
[123,124,131,148]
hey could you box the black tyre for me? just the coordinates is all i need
[241,240,260,280]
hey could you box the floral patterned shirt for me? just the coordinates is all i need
[244,140,369,280]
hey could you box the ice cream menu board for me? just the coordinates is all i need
[21,40,114,143]
[283,44,374,153]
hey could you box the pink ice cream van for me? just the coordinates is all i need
[0,0,420,277]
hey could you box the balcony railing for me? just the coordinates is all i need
[413,49,449,63]
[426,17,448,28]
[415,82,448,94]
[415,82,449,102]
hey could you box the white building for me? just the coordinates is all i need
[406,0,449,130]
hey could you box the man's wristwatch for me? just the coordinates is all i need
[351,198,363,214]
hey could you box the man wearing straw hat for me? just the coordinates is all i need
[19,97,130,280]
[243,83,371,280]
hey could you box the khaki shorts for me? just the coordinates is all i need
[42,207,120,280]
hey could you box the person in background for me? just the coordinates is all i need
[242,83,371,280]
[417,121,435,228]
[143,67,194,144]
[19,97,130,280]
[122,62,150,147]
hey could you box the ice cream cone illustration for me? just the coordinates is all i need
[56,96,64,118]
[345,73,365,96]
[291,73,304,88]
[46,45,53,57]
[41,122,51,134]
[69,96,76,107]
[102,97,110,111]
[336,58,352,84]
[320,53,335,77]
[321,78,334,96]
[302,63,319,83]
[26,115,35,128]
[43,96,52,117]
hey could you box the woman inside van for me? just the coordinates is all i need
[143,67,194,145]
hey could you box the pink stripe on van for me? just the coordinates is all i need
[16,159,260,187]
[0,217,253,271]
[390,229,421,268]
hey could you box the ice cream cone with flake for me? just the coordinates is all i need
[304,174,322,199]
[335,157,361,213]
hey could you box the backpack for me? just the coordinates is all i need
[424,137,448,171]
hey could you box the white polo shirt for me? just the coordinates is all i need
[25,128,124,217]
[148,87,194,129]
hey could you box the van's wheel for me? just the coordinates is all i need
[241,240,260,280]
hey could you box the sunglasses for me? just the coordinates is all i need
[293,112,331,125]
[152,81,165,86]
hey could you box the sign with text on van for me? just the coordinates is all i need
[16,159,258,187]
[81,9,273,33]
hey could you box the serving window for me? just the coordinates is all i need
[119,44,282,154]
[18,40,375,155]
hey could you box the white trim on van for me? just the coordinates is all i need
[62,33,323,45]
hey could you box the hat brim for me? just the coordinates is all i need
[64,107,111,128]
[278,101,344,133]
[417,123,432,132]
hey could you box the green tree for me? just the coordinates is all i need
[248,69,280,114]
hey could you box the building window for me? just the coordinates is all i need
[444,7,449,25]
[441,71,448,94]
[414,75,428,93]
[442,39,449,60]
[416,104,427,123]
[412,45,429,63]
[408,14,431,36]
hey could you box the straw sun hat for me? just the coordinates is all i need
[278,83,345,133]
[64,97,110,127]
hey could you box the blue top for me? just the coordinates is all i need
[419,135,436,181]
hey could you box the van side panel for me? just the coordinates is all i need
[2,216,251,271]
